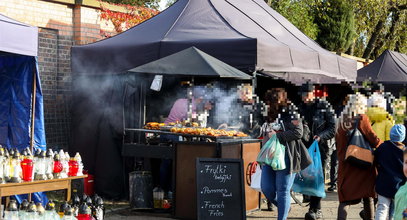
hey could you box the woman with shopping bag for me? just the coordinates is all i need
[335,93,382,220]
[259,88,312,220]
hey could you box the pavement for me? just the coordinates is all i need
[104,190,364,219]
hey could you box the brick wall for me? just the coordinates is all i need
[0,0,118,149]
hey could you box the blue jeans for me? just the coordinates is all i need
[375,194,394,220]
[261,158,295,220]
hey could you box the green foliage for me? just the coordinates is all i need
[267,0,319,40]
[350,0,406,58]
[314,0,356,53]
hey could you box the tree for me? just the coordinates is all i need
[267,0,319,40]
[314,0,356,53]
[350,0,406,59]
[265,0,406,59]
[99,1,159,35]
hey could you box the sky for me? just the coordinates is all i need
[159,0,170,11]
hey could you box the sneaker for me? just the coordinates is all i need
[267,200,275,211]
[305,209,317,220]
[305,209,323,220]
[315,209,323,219]
[359,210,366,220]
[327,184,337,192]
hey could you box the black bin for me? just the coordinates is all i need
[129,171,153,209]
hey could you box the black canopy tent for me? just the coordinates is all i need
[72,0,356,82]
[357,50,407,83]
[70,0,358,198]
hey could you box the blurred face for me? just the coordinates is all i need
[404,154,407,178]
[264,88,287,106]
[302,91,315,103]
[204,101,213,110]
[239,84,253,103]
[277,91,287,104]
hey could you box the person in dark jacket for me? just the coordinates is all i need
[260,88,312,220]
[374,124,406,220]
[298,83,336,220]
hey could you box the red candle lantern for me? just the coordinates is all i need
[77,203,92,220]
[68,158,79,177]
[53,154,63,179]
[21,157,33,181]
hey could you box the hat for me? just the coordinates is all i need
[192,86,206,99]
[390,124,406,143]
[299,82,314,94]
[367,92,386,109]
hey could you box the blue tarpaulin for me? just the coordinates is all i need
[0,54,46,151]
[0,53,48,205]
[1,13,47,205]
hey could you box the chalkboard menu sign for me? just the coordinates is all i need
[196,158,246,220]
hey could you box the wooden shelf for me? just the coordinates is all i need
[0,175,87,201]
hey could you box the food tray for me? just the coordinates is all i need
[125,128,249,140]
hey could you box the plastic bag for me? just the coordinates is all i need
[292,140,326,198]
[250,164,262,192]
[257,135,286,170]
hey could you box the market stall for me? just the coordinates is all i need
[70,0,358,200]
[0,13,48,204]
[0,13,46,151]
[124,47,262,218]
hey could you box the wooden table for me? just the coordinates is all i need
[0,175,87,202]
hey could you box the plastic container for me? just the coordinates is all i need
[83,170,94,196]
[153,187,164,209]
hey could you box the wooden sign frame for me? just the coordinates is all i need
[196,158,246,220]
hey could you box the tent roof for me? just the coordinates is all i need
[357,50,407,83]
[0,14,38,56]
[128,47,251,79]
[72,0,356,82]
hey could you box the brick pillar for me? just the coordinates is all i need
[73,5,82,45]
[73,4,103,45]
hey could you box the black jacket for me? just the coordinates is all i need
[299,99,336,151]
[275,103,312,173]
[374,141,406,198]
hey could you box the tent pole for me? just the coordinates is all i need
[30,68,37,153]
[252,71,257,92]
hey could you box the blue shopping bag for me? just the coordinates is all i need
[256,135,286,170]
[292,140,326,198]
